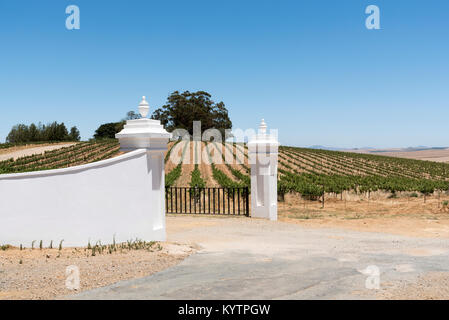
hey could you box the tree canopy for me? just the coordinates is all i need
[151,91,232,137]
[6,122,81,143]
[93,122,124,139]
[93,111,141,139]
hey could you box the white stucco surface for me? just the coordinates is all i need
[248,119,279,221]
[0,149,166,247]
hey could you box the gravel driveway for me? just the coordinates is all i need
[71,216,449,300]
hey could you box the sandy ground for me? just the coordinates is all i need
[277,194,449,299]
[73,216,449,300]
[0,143,78,161]
[349,148,449,163]
[278,193,449,238]
[378,272,449,300]
[0,242,195,300]
[5,207,448,300]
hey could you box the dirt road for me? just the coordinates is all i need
[71,216,449,300]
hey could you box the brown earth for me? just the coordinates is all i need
[378,272,449,300]
[165,141,187,173]
[279,192,449,238]
[174,141,196,187]
[349,148,449,163]
[0,242,195,300]
[0,143,78,161]
[197,143,219,187]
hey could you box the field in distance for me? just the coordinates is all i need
[345,147,449,163]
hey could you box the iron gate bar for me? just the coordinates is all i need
[227,188,229,214]
[165,186,249,216]
[208,189,211,214]
[238,189,240,215]
[170,187,173,212]
[233,188,236,215]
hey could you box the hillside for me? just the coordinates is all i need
[2,140,449,198]
[0,140,121,174]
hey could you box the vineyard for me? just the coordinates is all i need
[0,139,121,174]
[2,140,449,200]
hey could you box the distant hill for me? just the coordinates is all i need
[308,145,375,151]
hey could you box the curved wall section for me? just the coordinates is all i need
[0,149,165,247]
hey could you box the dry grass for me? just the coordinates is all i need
[279,193,449,238]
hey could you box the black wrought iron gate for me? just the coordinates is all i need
[165,187,250,216]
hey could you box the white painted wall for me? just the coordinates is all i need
[0,149,165,247]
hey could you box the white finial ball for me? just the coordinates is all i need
[138,96,150,118]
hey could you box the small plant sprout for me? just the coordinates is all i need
[39,240,43,250]
[31,240,36,250]
[59,240,64,251]
[49,240,53,249]
[20,244,23,251]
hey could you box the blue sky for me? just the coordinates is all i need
[0,0,448,148]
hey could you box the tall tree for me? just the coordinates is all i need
[151,91,232,138]
[28,123,39,142]
[69,126,81,141]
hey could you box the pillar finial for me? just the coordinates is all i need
[259,118,267,134]
[138,96,150,118]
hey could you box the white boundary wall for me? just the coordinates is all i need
[0,149,165,247]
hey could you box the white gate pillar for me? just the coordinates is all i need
[248,119,279,221]
[116,96,170,239]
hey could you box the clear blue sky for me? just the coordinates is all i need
[0,0,448,148]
